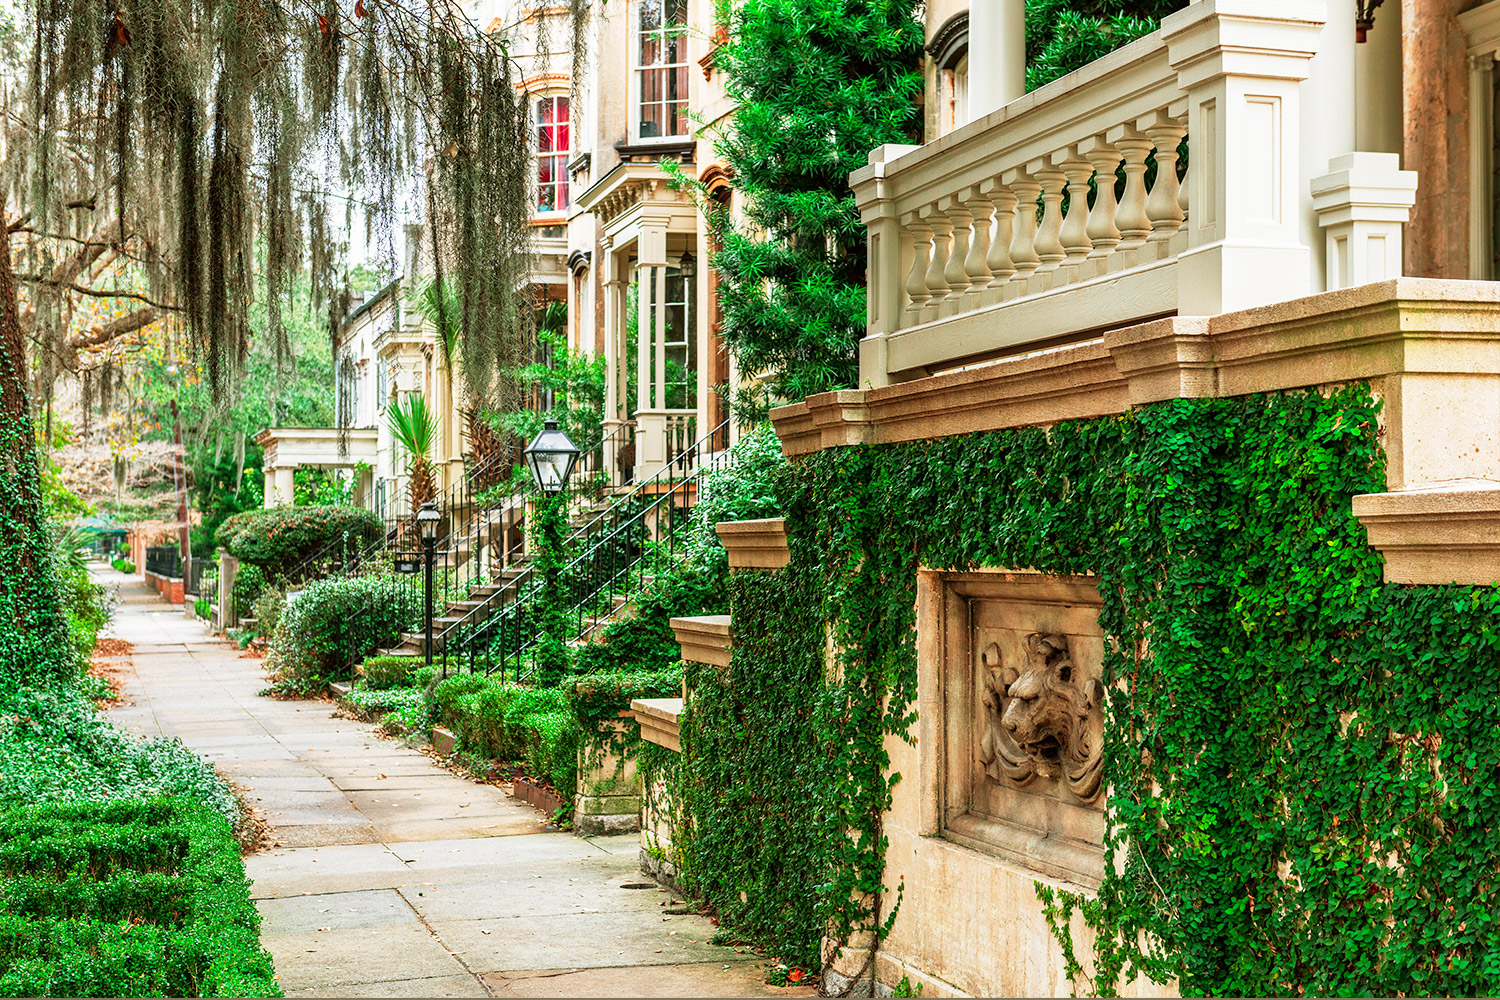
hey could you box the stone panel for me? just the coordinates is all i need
[935,572,1106,887]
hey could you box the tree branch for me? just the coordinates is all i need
[65,307,165,351]
[16,274,178,312]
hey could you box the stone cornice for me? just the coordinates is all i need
[1353,479,1500,585]
[773,278,1500,458]
[715,519,790,570]
[669,615,732,668]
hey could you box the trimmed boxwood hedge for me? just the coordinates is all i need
[215,505,382,580]
[0,796,280,997]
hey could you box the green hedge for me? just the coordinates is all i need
[0,797,280,997]
[430,675,580,798]
[266,576,422,694]
[215,505,382,580]
[110,558,134,574]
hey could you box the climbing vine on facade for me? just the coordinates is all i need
[672,384,1500,997]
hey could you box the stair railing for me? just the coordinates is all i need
[445,417,731,681]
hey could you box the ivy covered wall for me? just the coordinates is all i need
[672,385,1500,996]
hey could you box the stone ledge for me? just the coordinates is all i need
[1353,479,1500,584]
[631,698,683,754]
[775,279,1500,493]
[669,615,732,668]
[715,519,791,569]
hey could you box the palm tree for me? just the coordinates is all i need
[409,276,505,484]
[387,394,439,516]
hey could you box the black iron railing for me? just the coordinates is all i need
[443,417,732,681]
[145,546,182,579]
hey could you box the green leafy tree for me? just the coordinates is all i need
[499,303,604,459]
[710,0,924,413]
[1026,0,1189,91]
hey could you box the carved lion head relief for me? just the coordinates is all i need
[978,632,1104,802]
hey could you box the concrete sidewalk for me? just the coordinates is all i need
[98,565,804,998]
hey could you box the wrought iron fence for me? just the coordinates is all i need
[144,546,182,579]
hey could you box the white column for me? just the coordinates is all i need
[636,263,652,418]
[1163,0,1326,315]
[270,467,295,506]
[654,265,667,411]
[1300,0,1355,294]
[967,0,1027,121]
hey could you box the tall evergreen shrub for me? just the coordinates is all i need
[710,0,924,411]
[1026,0,1188,90]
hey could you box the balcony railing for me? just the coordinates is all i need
[852,1,1340,386]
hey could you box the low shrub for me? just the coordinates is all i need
[357,655,418,690]
[568,668,682,730]
[430,676,581,797]
[0,797,280,997]
[193,597,211,621]
[110,557,135,574]
[265,575,421,694]
[251,587,286,639]
[231,563,268,614]
[572,563,728,676]
[216,505,382,580]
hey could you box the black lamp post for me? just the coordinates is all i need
[524,418,580,686]
[416,501,441,670]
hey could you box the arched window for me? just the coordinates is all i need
[930,11,970,137]
[637,0,688,139]
[536,94,570,212]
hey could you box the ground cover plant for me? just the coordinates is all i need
[663,384,1500,997]
[0,474,277,996]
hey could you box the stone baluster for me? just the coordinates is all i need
[985,182,1018,286]
[922,204,954,307]
[1111,125,1155,249]
[959,188,994,295]
[940,196,973,303]
[1033,165,1067,272]
[903,212,933,313]
[1057,152,1096,268]
[1146,114,1187,241]
[1082,138,1124,258]
[1005,170,1044,279]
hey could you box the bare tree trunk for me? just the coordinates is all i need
[0,206,69,680]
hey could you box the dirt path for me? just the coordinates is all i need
[98,566,802,999]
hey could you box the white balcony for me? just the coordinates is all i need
[851,0,1417,387]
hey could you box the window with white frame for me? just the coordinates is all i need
[637,0,688,139]
[656,262,694,408]
[536,95,570,212]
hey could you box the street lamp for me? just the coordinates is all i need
[523,418,579,686]
[416,501,441,671]
[524,419,581,494]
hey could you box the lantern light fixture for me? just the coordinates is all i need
[524,418,581,494]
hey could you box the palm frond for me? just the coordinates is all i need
[386,394,439,469]
[410,277,464,374]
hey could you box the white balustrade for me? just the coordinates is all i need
[852,0,1329,387]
